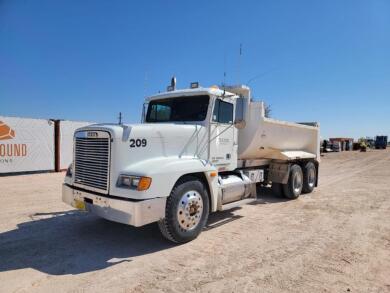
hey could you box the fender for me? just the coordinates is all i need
[111,156,219,211]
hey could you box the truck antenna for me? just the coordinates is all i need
[238,43,242,84]
[222,51,227,96]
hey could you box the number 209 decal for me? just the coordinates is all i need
[130,138,147,148]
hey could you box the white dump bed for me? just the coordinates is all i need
[238,101,320,161]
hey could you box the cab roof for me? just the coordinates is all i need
[145,86,236,102]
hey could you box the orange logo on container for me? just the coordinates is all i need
[0,121,26,158]
[0,121,15,140]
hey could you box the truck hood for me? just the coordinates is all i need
[75,122,209,188]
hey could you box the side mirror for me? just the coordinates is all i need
[234,97,246,129]
[141,102,148,123]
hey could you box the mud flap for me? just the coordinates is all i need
[268,162,290,184]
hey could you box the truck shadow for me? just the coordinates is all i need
[205,186,288,230]
[253,186,291,204]
[205,208,243,231]
[0,187,285,276]
[0,211,174,275]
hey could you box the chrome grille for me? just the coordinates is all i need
[74,133,110,192]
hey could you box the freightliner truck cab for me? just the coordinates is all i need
[63,81,320,243]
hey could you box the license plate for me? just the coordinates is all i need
[74,199,86,211]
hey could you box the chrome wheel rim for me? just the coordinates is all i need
[308,168,316,188]
[177,190,203,232]
[293,172,303,194]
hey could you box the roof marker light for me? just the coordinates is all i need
[190,82,199,89]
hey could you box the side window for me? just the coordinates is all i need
[212,99,220,122]
[212,99,233,124]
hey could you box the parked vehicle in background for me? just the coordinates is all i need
[62,81,320,243]
[332,142,341,152]
[365,137,375,149]
[360,142,368,152]
[322,140,331,153]
[375,136,388,149]
[353,142,361,151]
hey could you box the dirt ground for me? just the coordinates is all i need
[1,150,390,293]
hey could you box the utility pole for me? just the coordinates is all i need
[118,112,122,125]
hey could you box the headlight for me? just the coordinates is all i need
[66,164,73,177]
[117,175,152,191]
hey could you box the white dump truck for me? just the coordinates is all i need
[63,81,320,243]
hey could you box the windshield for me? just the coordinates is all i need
[145,95,209,122]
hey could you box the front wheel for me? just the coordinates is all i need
[158,176,209,243]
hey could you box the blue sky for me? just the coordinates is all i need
[1,0,389,139]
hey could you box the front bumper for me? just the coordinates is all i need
[62,184,166,227]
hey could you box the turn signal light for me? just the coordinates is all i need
[210,171,217,177]
[137,177,152,191]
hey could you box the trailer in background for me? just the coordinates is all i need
[329,137,354,151]
[0,116,92,175]
[0,116,55,174]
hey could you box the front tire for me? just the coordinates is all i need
[158,176,209,243]
[282,164,303,199]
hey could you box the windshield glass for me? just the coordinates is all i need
[146,95,209,122]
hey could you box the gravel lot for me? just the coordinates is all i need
[1,150,390,292]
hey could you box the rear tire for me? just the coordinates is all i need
[282,164,303,199]
[158,176,209,243]
[302,161,316,194]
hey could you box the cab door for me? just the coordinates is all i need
[209,98,237,170]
